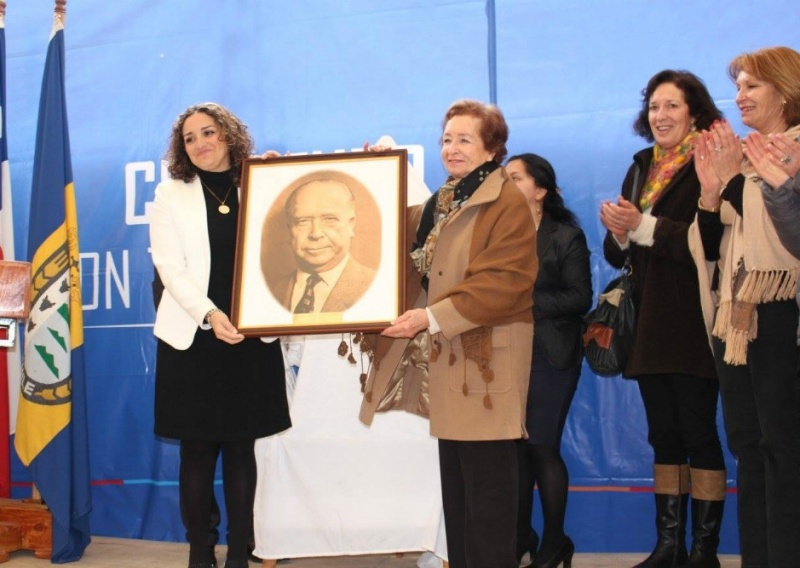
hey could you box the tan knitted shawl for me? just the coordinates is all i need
[712,123,800,364]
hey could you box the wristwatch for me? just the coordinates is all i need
[204,308,221,324]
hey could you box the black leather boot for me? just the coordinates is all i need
[685,467,725,568]
[685,499,724,568]
[632,493,688,568]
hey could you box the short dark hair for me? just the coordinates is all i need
[633,70,723,142]
[441,99,509,164]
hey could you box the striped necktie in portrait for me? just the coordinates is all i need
[294,273,322,313]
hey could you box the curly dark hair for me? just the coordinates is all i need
[506,153,580,227]
[164,102,254,184]
[633,70,723,142]
[441,99,509,164]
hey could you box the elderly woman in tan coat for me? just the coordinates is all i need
[360,99,538,568]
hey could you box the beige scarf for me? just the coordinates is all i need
[712,123,800,364]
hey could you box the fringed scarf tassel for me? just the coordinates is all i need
[737,267,800,303]
[712,300,759,366]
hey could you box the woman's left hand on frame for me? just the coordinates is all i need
[260,149,294,159]
[382,308,429,338]
[208,311,245,345]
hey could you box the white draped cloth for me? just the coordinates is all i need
[253,335,447,564]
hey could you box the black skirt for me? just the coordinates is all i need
[154,328,291,442]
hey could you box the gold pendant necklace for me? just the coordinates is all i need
[200,180,235,215]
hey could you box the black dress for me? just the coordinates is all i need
[154,169,291,442]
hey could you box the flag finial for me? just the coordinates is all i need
[54,0,67,25]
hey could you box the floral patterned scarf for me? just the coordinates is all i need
[639,131,699,211]
[410,162,499,290]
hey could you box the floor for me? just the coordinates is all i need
[0,537,742,567]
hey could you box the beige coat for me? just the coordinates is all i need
[359,168,538,441]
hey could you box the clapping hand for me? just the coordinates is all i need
[600,196,642,244]
[703,120,743,185]
[743,132,800,188]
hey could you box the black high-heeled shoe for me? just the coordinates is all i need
[517,530,540,565]
[533,536,574,568]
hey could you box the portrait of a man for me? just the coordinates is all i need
[262,170,381,315]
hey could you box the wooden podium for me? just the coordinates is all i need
[0,260,52,563]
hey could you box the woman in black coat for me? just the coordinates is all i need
[506,153,592,568]
[600,70,726,568]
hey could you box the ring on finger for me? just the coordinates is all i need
[714,145,723,152]
[781,155,793,164]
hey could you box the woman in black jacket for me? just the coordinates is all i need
[506,153,592,568]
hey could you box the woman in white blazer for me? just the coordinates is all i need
[150,102,290,568]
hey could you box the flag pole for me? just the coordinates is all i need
[27,0,67,512]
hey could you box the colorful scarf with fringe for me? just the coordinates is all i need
[640,131,699,211]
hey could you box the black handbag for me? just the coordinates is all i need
[583,164,641,377]
[583,261,636,377]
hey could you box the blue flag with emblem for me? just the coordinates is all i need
[14,14,91,563]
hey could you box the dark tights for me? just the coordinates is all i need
[180,439,256,564]
[517,442,568,560]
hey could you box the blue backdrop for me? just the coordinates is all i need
[5,0,799,554]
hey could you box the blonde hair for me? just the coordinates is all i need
[728,46,800,127]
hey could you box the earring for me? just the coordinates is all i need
[690,122,697,132]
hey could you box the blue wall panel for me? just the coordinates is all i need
[5,0,799,554]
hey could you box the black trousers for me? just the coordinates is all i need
[438,438,518,568]
[637,373,725,471]
[715,300,800,568]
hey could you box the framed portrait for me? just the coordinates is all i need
[231,149,408,336]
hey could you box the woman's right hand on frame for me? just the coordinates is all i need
[362,141,392,153]
[207,311,245,345]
